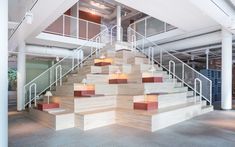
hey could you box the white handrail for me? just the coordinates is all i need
[95,36,101,57]
[131,35,137,51]
[194,78,202,103]
[29,83,36,108]
[24,28,109,107]
[55,65,62,86]
[128,27,212,105]
[169,60,176,80]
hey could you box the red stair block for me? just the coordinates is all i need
[142,77,163,83]
[37,103,59,111]
[109,79,127,84]
[134,101,158,110]
[74,90,95,97]
[94,62,111,66]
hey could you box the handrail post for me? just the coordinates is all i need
[144,18,147,38]
[209,80,212,106]
[56,65,62,86]
[29,83,36,108]
[148,47,151,64]
[49,68,52,90]
[160,48,163,65]
[194,78,202,103]
[86,21,88,40]
[72,55,75,71]
[77,17,79,39]
[63,15,65,36]
[111,27,113,45]
[182,63,185,82]
[131,35,136,51]
[96,36,101,57]
[169,60,175,80]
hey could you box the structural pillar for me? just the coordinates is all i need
[116,5,122,42]
[0,0,8,146]
[17,41,26,111]
[221,28,233,110]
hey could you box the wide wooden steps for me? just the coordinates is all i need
[27,108,74,131]
[26,48,214,133]
[116,102,203,132]
[75,108,116,131]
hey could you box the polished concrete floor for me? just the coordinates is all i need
[9,109,235,147]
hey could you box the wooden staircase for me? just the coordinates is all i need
[27,47,213,132]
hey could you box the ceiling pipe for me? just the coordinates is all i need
[22,45,76,57]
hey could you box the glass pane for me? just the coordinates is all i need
[146,17,164,37]
[79,20,87,40]
[64,16,77,38]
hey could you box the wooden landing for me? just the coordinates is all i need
[27,108,74,131]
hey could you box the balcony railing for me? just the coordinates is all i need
[44,14,108,40]
[129,16,177,39]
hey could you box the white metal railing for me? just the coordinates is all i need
[169,60,176,80]
[24,28,109,108]
[194,78,202,103]
[129,16,177,39]
[44,14,108,41]
[128,27,212,106]
[29,83,36,108]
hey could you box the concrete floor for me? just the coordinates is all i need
[9,109,235,147]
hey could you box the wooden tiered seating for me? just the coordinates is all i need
[109,73,128,84]
[37,103,60,111]
[28,46,213,132]
[133,94,158,110]
[74,84,95,97]
[142,72,163,83]
[94,58,113,66]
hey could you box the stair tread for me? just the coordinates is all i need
[117,102,201,116]
[77,108,116,115]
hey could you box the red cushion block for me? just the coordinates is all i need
[109,79,127,84]
[94,62,111,66]
[74,90,95,97]
[37,103,59,111]
[134,101,158,110]
[142,77,163,83]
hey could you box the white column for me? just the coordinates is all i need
[205,49,209,69]
[0,0,8,146]
[116,5,122,42]
[221,28,233,110]
[17,41,26,111]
